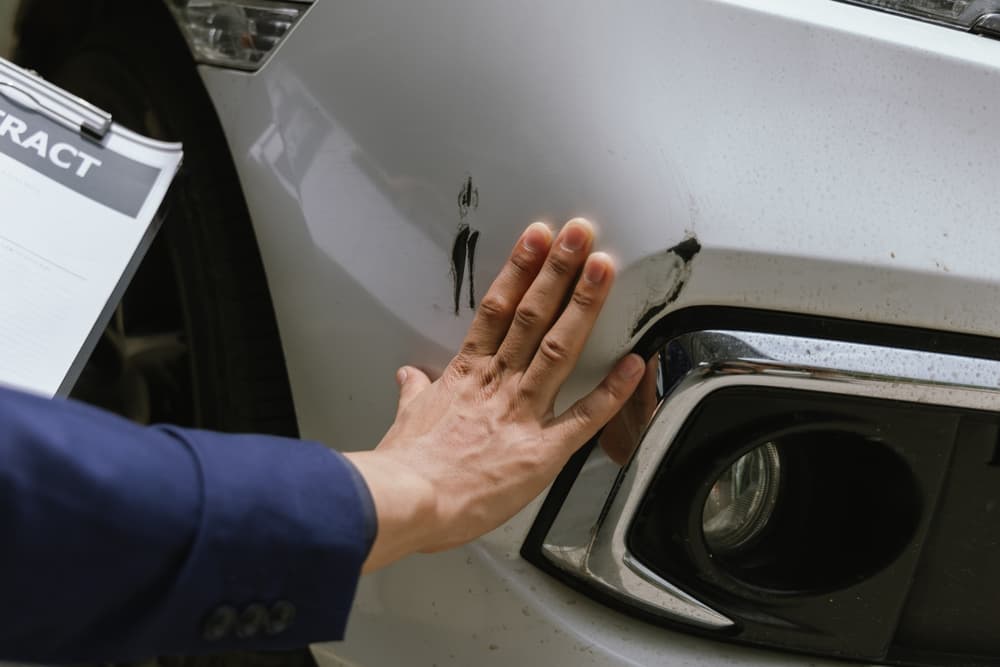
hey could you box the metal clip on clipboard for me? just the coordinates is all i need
[0,58,112,141]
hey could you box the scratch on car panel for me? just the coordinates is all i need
[467,230,481,310]
[630,236,701,338]
[449,175,484,314]
[451,225,470,315]
[458,175,479,219]
[452,175,482,315]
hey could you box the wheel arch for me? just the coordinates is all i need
[12,0,303,438]
[13,0,106,75]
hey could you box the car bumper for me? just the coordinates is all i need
[197,0,1000,663]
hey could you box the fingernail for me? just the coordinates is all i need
[617,355,644,380]
[583,255,607,284]
[521,223,550,253]
[560,222,589,252]
[396,368,408,385]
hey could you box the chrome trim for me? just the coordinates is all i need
[540,330,1000,630]
[836,0,1000,35]
[974,12,1000,36]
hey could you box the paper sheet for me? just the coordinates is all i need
[0,62,182,397]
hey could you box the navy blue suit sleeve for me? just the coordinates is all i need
[0,385,376,664]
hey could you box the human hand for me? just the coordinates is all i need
[599,355,660,465]
[346,219,645,572]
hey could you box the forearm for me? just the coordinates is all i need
[0,386,375,663]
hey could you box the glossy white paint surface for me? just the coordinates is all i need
[198,0,1000,663]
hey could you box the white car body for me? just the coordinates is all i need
[191,0,1000,664]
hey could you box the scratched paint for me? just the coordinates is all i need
[452,175,482,314]
[467,230,481,310]
[458,175,479,219]
[451,225,471,315]
[630,237,702,337]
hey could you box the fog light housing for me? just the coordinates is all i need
[166,0,311,71]
[702,442,781,553]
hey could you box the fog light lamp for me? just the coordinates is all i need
[702,443,781,553]
[167,0,310,71]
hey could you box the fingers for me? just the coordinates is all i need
[395,366,432,418]
[459,223,553,357]
[495,219,595,369]
[634,356,661,415]
[551,354,646,451]
[519,252,615,407]
[598,357,661,465]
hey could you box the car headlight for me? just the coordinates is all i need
[166,0,312,71]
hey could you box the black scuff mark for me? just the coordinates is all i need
[450,175,482,315]
[631,304,668,340]
[451,225,470,315]
[630,236,702,338]
[668,237,701,263]
[458,175,479,220]
[466,230,480,310]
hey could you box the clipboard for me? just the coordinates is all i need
[0,57,183,398]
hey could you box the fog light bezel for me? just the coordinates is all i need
[522,308,1000,665]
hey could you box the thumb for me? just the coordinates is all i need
[395,365,431,417]
[553,354,647,450]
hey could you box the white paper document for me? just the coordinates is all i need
[0,59,182,398]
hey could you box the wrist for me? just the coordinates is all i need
[343,450,438,573]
